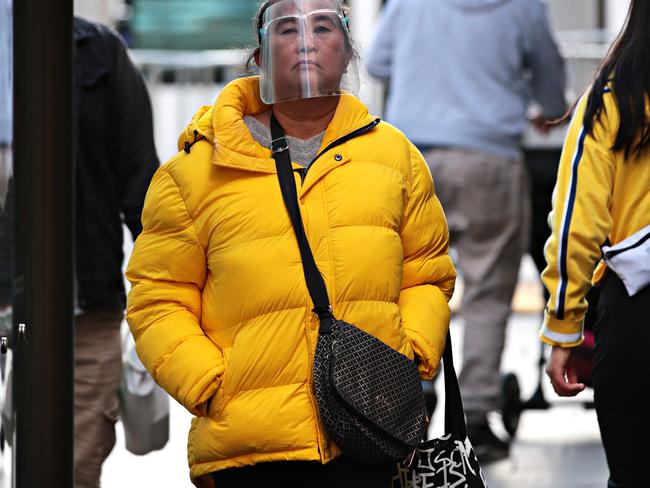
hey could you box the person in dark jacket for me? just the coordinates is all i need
[71,17,159,488]
[0,16,158,487]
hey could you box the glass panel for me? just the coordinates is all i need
[0,0,14,485]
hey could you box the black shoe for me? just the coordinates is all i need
[467,423,510,464]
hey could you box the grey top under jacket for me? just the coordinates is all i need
[244,115,324,168]
[365,0,566,159]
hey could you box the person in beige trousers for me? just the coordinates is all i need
[367,0,566,462]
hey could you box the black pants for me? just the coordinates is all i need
[593,273,650,488]
[211,457,396,487]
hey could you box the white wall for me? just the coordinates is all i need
[74,0,123,26]
[546,0,630,34]
[606,0,630,35]
[349,0,384,115]
[546,0,598,31]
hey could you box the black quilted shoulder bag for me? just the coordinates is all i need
[270,114,427,463]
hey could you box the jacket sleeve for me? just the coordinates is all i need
[399,144,456,379]
[364,0,399,81]
[126,168,224,416]
[541,91,616,347]
[524,0,566,119]
[108,28,159,241]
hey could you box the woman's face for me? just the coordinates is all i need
[263,0,350,101]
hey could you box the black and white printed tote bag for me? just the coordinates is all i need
[392,332,488,488]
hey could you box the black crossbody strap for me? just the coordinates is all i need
[271,113,467,436]
[442,331,468,438]
[270,114,334,331]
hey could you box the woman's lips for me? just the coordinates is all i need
[294,60,320,70]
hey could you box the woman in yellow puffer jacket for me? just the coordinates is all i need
[126,1,455,486]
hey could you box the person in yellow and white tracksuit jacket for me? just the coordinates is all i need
[541,2,650,485]
[541,88,650,347]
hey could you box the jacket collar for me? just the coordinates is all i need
[210,76,275,172]
[177,77,376,174]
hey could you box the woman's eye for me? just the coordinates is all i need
[280,27,299,35]
[314,25,332,34]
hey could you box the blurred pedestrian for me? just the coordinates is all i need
[0,0,11,210]
[71,17,159,488]
[125,0,456,486]
[542,2,650,486]
[0,0,11,276]
[366,0,566,463]
[0,0,11,455]
[0,16,159,487]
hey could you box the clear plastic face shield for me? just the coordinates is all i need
[258,0,360,104]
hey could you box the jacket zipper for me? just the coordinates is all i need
[296,118,381,459]
[605,231,650,259]
[298,118,381,183]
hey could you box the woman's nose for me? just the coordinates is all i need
[298,35,317,53]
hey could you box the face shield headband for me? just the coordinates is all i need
[257,0,360,104]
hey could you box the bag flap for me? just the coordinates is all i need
[329,321,426,446]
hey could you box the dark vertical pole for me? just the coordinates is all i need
[13,0,74,486]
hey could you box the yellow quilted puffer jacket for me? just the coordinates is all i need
[126,76,456,486]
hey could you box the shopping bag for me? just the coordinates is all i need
[392,332,488,488]
[119,329,169,455]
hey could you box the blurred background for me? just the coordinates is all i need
[84,2,623,487]
[0,1,633,487]
[73,0,629,162]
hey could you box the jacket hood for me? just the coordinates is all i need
[177,105,215,151]
[444,0,512,11]
[177,76,376,172]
